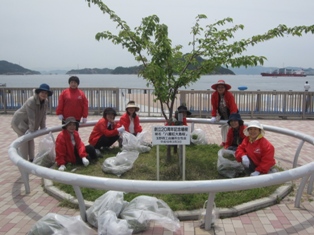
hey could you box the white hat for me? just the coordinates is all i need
[126,101,139,112]
[244,120,265,136]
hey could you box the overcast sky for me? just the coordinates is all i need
[1,0,314,71]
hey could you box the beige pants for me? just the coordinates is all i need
[11,124,34,161]
[220,123,229,144]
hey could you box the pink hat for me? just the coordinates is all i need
[211,80,231,91]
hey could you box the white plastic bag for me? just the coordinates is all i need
[190,129,208,145]
[199,200,218,228]
[28,213,95,235]
[217,149,244,178]
[102,150,139,177]
[121,131,151,153]
[86,191,127,228]
[33,132,56,167]
[120,195,180,233]
[98,210,132,235]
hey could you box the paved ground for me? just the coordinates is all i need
[1,114,314,235]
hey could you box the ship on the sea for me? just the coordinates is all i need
[261,68,306,77]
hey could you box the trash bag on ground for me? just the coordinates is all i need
[86,191,127,228]
[98,210,133,235]
[27,213,95,235]
[121,131,151,153]
[217,149,244,178]
[120,195,180,233]
[33,132,56,168]
[190,128,208,145]
[102,150,139,177]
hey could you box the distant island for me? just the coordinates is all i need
[1,60,313,75]
[0,60,40,75]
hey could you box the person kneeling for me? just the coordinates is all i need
[56,117,98,171]
[235,120,277,176]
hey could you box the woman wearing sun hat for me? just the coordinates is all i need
[11,83,53,162]
[224,113,246,150]
[55,117,99,171]
[119,101,142,136]
[235,120,276,176]
[210,79,238,122]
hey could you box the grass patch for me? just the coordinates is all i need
[53,144,281,211]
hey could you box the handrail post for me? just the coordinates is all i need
[73,185,87,222]
[204,192,216,230]
[19,167,30,194]
[295,174,311,208]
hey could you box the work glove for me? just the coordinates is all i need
[250,171,260,177]
[117,125,125,134]
[58,165,66,171]
[82,157,89,166]
[82,118,87,123]
[25,130,33,135]
[241,155,250,168]
[209,117,216,123]
[58,114,64,121]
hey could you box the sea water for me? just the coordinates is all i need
[0,74,313,91]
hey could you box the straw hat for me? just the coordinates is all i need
[62,117,78,129]
[243,120,265,136]
[35,83,53,96]
[227,113,243,126]
[126,101,139,112]
[211,80,231,91]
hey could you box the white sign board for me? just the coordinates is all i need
[152,126,191,145]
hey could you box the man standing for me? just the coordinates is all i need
[56,76,88,129]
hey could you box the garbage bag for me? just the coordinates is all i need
[86,191,127,228]
[190,129,207,145]
[102,150,139,177]
[217,149,244,178]
[33,132,56,168]
[28,213,95,235]
[120,195,180,233]
[98,210,132,235]
[121,131,151,153]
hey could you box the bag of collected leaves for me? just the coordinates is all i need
[190,128,208,145]
[27,213,95,235]
[217,149,244,178]
[98,210,133,235]
[33,132,56,168]
[120,195,180,233]
[86,191,127,228]
[102,150,139,177]
[121,131,151,153]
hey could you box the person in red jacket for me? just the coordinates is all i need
[56,76,88,130]
[89,107,125,150]
[55,117,99,171]
[166,105,191,126]
[209,80,238,122]
[224,113,246,150]
[235,120,277,176]
[119,101,142,136]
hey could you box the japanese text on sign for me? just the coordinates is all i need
[152,126,191,145]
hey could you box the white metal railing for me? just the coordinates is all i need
[1,87,313,119]
[8,118,314,231]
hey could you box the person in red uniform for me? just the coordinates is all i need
[235,120,277,176]
[224,113,246,150]
[89,107,125,150]
[166,105,191,126]
[210,80,238,122]
[55,117,98,171]
[119,101,142,136]
[56,76,88,129]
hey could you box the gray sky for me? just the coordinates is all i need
[1,0,314,71]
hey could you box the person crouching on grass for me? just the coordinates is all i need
[235,120,277,176]
[88,107,125,150]
[223,113,246,151]
[56,117,99,171]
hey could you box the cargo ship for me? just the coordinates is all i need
[261,68,306,77]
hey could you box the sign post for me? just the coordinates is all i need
[152,126,191,180]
